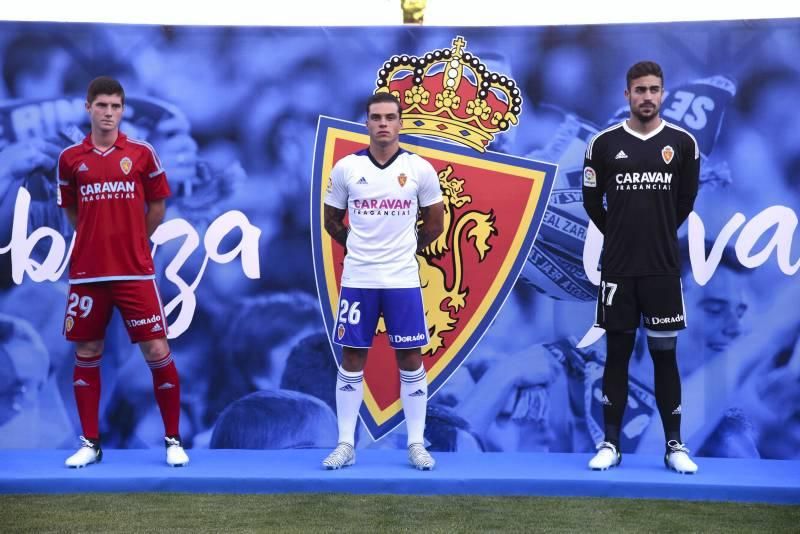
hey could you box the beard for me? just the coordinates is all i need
[631,104,659,123]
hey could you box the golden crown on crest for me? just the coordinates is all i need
[375,36,522,152]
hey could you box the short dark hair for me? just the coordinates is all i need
[366,92,402,117]
[87,76,125,105]
[280,332,337,412]
[203,291,322,426]
[425,404,485,452]
[209,389,337,450]
[626,61,664,89]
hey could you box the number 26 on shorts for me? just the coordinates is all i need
[338,299,361,325]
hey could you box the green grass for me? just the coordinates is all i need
[2,494,798,533]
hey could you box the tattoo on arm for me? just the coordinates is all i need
[324,205,349,248]
[417,202,445,252]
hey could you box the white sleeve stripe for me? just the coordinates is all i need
[664,121,700,160]
[149,169,165,178]
[69,274,156,284]
[56,142,83,183]
[586,122,624,160]
[128,137,165,172]
[57,142,83,159]
[56,142,84,193]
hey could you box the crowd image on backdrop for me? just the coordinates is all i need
[0,21,798,460]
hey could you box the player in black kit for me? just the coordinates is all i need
[582,61,700,474]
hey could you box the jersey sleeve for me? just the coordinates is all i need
[56,150,76,208]
[324,159,348,209]
[415,157,443,207]
[582,134,607,233]
[676,133,700,227]
[141,145,171,201]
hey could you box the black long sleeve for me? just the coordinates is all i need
[676,139,700,228]
[582,189,606,234]
[583,149,607,233]
[581,120,700,276]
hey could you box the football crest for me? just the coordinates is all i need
[661,145,674,164]
[311,36,557,440]
[311,117,556,440]
[65,316,74,332]
[120,156,133,175]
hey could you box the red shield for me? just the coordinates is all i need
[311,116,557,440]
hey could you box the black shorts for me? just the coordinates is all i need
[594,275,686,332]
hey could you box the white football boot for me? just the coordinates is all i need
[65,436,102,468]
[665,440,698,474]
[322,442,355,470]
[588,441,621,470]
[408,443,435,470]
[165,436,190,467]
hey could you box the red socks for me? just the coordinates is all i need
[147,353,181,437]
[73,354,102,439]
[73,352,181,439]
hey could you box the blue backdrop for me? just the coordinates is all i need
[0,20,798,459]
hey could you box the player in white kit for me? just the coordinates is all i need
[322,92,444,470]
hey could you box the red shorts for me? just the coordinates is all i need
[63,279,168,343]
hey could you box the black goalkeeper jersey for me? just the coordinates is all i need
[582,119,699,277]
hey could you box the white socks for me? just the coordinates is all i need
[400,364,428,446]
[335,367,364,446]
[336,364,428,447]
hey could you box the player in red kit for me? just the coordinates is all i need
[57,77,188,468]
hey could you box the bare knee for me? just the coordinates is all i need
[75,340,104,358]
[139,337,170,362]
[395,348,422,371]
[341,347,368,372]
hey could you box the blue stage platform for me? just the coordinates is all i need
[3,450,799,504]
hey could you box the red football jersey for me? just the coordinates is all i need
[57,132,171,283]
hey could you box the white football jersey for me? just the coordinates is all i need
[325,148,442,288]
